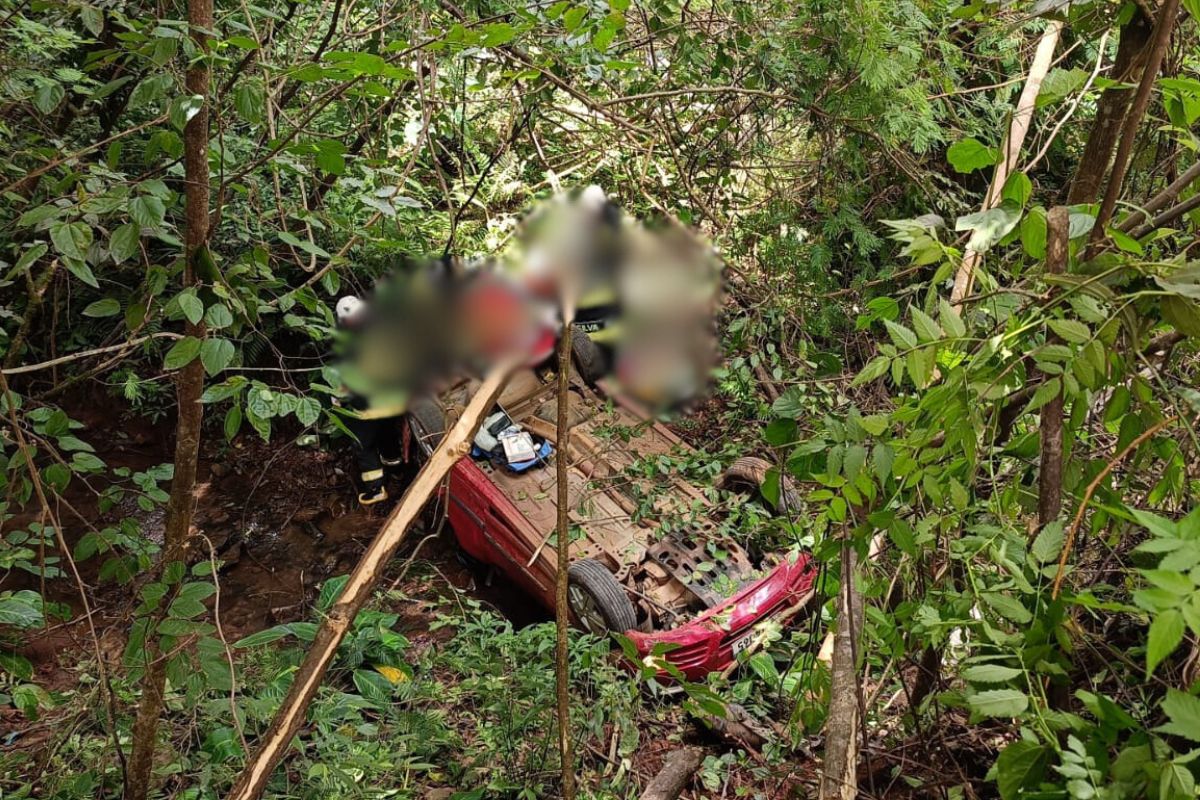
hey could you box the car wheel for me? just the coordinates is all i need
[407,397,446,456]
[716,456,802,515]
[570,329,607,385]
[566,558,637,635]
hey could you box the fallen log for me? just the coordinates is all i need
[640,749,705,800]
[227,361,515,800]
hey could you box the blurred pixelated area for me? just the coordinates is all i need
[335,186,721,412]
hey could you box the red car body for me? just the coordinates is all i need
[414,370,818,680]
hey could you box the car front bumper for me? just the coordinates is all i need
[623,554,817,681]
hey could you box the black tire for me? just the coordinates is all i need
[407,397,446,456]
[570,329,607,385]
[567,558,637,635]
[716,456,802,515]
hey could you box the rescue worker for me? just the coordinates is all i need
[334,295,407,506]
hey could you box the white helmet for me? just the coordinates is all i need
[335,295,365,325]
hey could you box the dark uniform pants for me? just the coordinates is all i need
[346,415,402,492]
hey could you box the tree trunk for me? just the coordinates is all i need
[1037,207,1070,526]
[820,539,863,800]
[1067,11,1154,205]
[1088,0,1182,253]
[555,321,577,800]
[227,363,514,800]
[123,0,212,794]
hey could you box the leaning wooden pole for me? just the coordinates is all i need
[950,21,1063,304]
[554,321,577,800]
[227,363,514,800]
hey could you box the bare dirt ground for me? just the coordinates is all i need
[1,387,543,736]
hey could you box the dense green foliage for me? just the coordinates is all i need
[3,0,1200,796]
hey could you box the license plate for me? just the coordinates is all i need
[731,634,753,656]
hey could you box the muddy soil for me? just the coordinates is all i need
[0,386,545,720]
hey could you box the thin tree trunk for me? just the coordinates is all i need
[124,0,212,794]
[1067,11,1154,205]
[3,260,60,370]
[227,363,514,800]
[820,538,863,800]
[555,322,577,800]
[1038,207,1071,526]
[1087,0,1182,254]
[950,22,1062,304]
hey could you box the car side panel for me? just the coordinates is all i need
[448,460,556,607]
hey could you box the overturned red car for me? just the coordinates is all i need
[406,360,816,680]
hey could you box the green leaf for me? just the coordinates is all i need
[947,137,998,173]
[169,94,205,131]
[1026,378,1061,413]
[859,414,889,436]
[128,74,172,110]
[224,404,243,441]
[1001,172,1033,207]
[50,221,92,262]
[967,689,1028,719]
[234,624,294,648]
[200,338,235,376]
[771,386,807,419]
[1157,689,1200,742]
[939,299,966,339]
[295,396,321,427]
[1147,608,1185,675]
[982,592,1032,625]
[1031,521,1064,564]
[911,307,942,342]
[481,22,516,46]
[1020,207,1048,258]
[852,355,890,386]
[80,5,104,35]
[164,336,202,370]
[32,80,65,114]
[0,651,34,681]
[315,143,345,176]
[747,651,780,683]
[14,244,49,273]
[1047,319,1091,344]
[83,298,120,318]
[1037,67,1088,107]
[177,291,204,325]
[905,347,936,389]
[130,196,166,228]
[65,259,99,288]
[956,202,1022,253]
[1162,295,1200,338]
[177,581,215,604]
[995,740,1050,800]
[1109,227,1144,255]
[110,223,141,264]
[0,592,44,628]
[563,4,588,31]
[233,79,264,125]
[205,303,233,329]
[962,664,1022,683]
[318,575,349,611]
[884,319,918,350]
